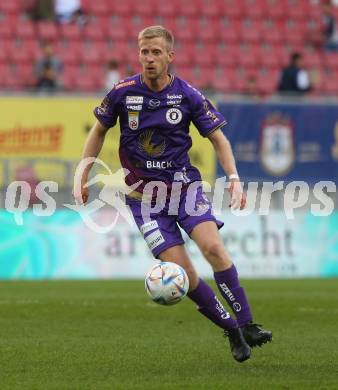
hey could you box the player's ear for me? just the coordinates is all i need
[168,50,174,64]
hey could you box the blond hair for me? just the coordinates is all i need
[138,25,174,51]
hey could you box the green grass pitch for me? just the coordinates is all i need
[0,279,337,389]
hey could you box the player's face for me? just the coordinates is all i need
[139,37,174,80]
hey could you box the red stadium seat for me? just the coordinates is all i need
[103,17,129,41]
[8,44,32,65]
[239,20,263,44]
[195,17,219,43]
[56,43,81,65]
[80,45,102,66]
[133,0,157,17]
[283,21,306,46]
[109,1,132,16]
[85,0,109,16]
[83,23,105,42]
[323,53,338,71]
[174,43,194,67]
[265,1,287,20]
[302,52,323,69]
[215,44,238,67]
[258,45,282,68]
[236,47,260,69]
[193,43,216,67]
[176,0,199,17]
[15,20,36,40]
[220,1,245,19]
[0,0,21,14]
[243,1,266,20]
[37,22,59,42]
[217,19,240,44]
[0,20,15,39]
[261,21,284,45]
[190,66,213,89]
[157,2,176,17]
[171,17,196,42]
[210,67,235,92]
[199,0,221,18]
[60,24,82,41]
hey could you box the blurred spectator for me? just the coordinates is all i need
[105,60,121,91]
[277,53,312,95]
[321,1,338,50]
[54,0,86,24]
[35,44,62,92]
[30,0,54,21]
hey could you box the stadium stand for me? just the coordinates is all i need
[0,0,338,94]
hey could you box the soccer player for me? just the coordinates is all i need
[74,26,272,363]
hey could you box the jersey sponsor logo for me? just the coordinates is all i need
[127,105,142,111]
[260,113,295,176]
[148,99,161,109]
[167,94,182,99]
[140,220,159,235]
[96,96,109,114]
[138,130,166,157]
[126,96,143,104]
[167,94,182,106]
[203,101,219,123]
[167,100,181,106]
[145,229,165,250]
[166,108,182,124]
[116,80,136,89]
[146,160,173,169]
[128,111,139,130]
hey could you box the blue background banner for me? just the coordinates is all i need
[218,102,338,183]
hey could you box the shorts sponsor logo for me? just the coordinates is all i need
[128,111,139,130]
[140,220,159,235]
[127,105,142,111]
[126,96,143,104]
[116,80,136,89]
[166,108,182,125]
[145,229,165,250]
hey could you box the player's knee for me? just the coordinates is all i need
[201,241,224,261]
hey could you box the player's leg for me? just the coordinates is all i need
[190,221,272,347]
[158,244,250,363]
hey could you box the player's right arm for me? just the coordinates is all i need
[73,120,109,204]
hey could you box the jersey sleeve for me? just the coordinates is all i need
[93,89,119,128]
[190,88,227,137]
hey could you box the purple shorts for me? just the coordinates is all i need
[126,185,224,258]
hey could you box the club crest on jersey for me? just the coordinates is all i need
[128,111,139,130]
[260,113,295,176]
[166,108,182,125]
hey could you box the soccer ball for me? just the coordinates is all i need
[145,262,189,305]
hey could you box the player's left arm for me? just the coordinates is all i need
[208,128,246,210]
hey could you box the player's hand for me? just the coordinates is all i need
[73,180,89,204]
[228,180,246,210]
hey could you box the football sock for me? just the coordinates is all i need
[214,264,253,327]
[187,278,237,330]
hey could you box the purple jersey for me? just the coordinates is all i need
[94,74,226,192]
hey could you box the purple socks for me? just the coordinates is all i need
[188,278,237,330]
[214,264,253,327]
